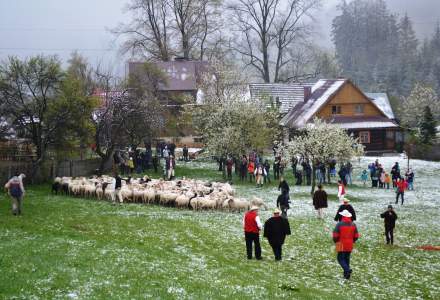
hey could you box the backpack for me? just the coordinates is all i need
[9,181,22,198]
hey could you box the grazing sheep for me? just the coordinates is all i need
[250,197,268,210]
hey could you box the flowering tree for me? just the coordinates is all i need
[400,84,440,129]
[187,61,278,176]
[278,118,364,194]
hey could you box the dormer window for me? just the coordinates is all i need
[332,105,342,115]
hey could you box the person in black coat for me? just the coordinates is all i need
[278,177,290,194]
[334,198,356,221]
[380,205,398,244]
[313,184,328,219]
[264,209,291,261]
[276,191,290,219]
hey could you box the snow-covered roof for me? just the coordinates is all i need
[280,79,346,127]
[365,93,395,119]
[249,83,312,114]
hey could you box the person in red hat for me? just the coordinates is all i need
[243,205,263,260]
[333,209,360,279]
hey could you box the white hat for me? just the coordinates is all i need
[273,208,281,214]
[250,205,259,211]
[343,198,350,203]
[339,209,352,218]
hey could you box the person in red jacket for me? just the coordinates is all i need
[243,205,263,260]
[333,210,360,279]
[395,177,408,205]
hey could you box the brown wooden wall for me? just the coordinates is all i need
[316,82,384,118]
[349,129,397,151]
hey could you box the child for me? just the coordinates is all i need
[384,173,391,189]
[360,170,368,186]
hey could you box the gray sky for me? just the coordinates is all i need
[1,0,439,74]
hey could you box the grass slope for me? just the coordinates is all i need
[0,157,439,299]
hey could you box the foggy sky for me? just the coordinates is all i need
[0,0,439,74]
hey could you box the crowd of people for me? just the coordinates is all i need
[112,142,192,181]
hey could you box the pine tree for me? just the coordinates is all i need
[397,14,419,95]
[419,106,437,144]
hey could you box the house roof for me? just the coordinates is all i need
[249,83,312,114]
[326,116,399,129]
[280,79,346,127]
[280,79,398,129]
[128,61,209,91]
[365,93,395,119]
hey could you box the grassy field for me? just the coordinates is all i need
[0,157,439,299]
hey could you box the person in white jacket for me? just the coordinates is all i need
[254,165,267,188]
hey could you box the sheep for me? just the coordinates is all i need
[250,196,268,210]
[175,194,190,208]
[224,198,250,212]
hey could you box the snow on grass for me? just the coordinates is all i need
[0,156,439,299]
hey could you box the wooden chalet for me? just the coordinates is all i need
[280,79,403,152]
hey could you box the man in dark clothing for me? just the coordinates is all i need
[264,208,291,260]
[391,162,400,188]
[276,190,290,219]
[278,177,289,194]
[334,198,357,222]
[380,205,398,244]
[152,156,158,173]
[240,155,248,182]
[333,210,360,279]
[182,145,189,162]
[313,184,328,219]
[263,160,271,184]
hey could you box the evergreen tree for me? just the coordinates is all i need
[419,106,437,144]
[397,14,419,95]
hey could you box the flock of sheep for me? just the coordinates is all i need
[53,176,268,212]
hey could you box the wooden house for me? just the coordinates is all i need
[280,79,402,152]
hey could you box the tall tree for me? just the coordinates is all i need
[397,14,418,95]
[400,84,440,130]
[114,0,222,61]
[278,118,364,194]
[332,0,400,93]
[228,0,320,83]
[113,0,172,60]
[0,55,98,178]
[419,106,437,144]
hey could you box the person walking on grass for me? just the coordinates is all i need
[337,180,346,202]
[395,177,407,205]
[254,165,266,188]
[380,205,398,245]
[4,173,26,215]
[313,184,328,219]
[111,172,122,204]
[384,172,391,189]
[264,208,291,261]
[334,198,357,222]
[333,209,360,279]
[405,168,415,191]
[243,206,263,260]
[277,190,290,219]
[263,159,271,184]
[360,170,368,186]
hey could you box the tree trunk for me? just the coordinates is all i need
[311,165,317,195]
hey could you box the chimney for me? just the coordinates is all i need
[304,86,312,102]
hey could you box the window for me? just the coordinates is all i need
[354,104,364,114]
[332,105,342,114]
[359,131,370,144]
[386,130,394,140]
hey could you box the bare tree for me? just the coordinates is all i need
[228,0,320,83]
[113,0,222,61]
[113,0,172,61]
